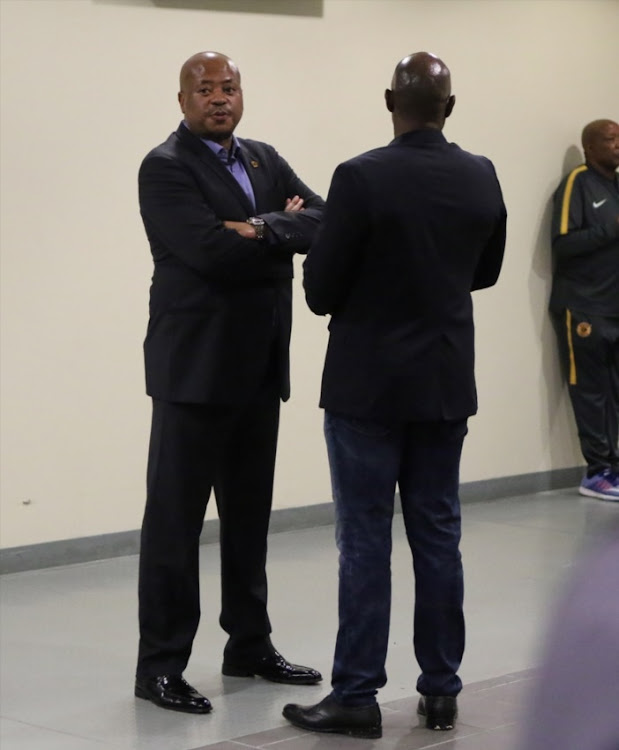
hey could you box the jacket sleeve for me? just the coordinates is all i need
[472,161,507,291]
[139,152,288,283]
[471,210,507,291]
[551,169,619,261]
[303,161,367,315]
[257,147,325,254]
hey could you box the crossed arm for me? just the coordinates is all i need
[551,177,619,261]
[139,148,323,282]
[224,195,306,238]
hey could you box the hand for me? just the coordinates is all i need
[285,195,305,212]
[223,220,256,239]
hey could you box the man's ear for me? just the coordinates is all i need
[178,91,185,113]
[445,94,456,119]
[385,89,394,113]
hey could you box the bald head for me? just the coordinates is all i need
[581,119,617,149]
[385,52,455,134]
[179,51,240,93]
[177,51,243,147]
[581,119,619,179]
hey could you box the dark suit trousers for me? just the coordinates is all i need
[136,372,281,678]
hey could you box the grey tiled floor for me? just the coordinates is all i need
[2,488,618,750]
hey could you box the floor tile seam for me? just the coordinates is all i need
[462,516,580,534]
[254,732,308,748]
[463,520,586,544]
[468,672,536,690]
[465,676,537,694]
[0,714,119,747]
[453,718,519,732]
[465,690,531,709]
[468,677,531,689]
[379,669,535,712]
[473,687,535,704]
[189,742,258,750]
[409,729,484,749]
[418,723,518,748]
[218,727,478,750]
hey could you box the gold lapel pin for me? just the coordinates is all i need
[250,160,259,168]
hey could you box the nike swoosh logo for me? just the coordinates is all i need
[592,199,607,209]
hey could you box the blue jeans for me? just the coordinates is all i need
[324,411,467,706]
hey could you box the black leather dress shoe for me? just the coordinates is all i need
[417,695,457,730]
[135,675,212,714]
[222,650,322,684]
[283,694,382,739]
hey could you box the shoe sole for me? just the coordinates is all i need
[134,686,212,714]
[579,487,619,501]
[419,710,457,731]
[425,719,456,730]
[222,665,321,684]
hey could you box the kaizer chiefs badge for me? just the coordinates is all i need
[576,322,592,337]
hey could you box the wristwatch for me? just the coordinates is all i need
[246,216,266,241]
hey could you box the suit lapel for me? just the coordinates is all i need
[174,125,255,215]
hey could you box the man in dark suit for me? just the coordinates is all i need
[135,51,324,714]
[283,52,506,738]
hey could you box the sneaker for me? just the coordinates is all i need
[579,470,619,501]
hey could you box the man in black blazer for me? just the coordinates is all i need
[135,51,324,714]
[283,52,506,738]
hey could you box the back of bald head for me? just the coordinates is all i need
[179,51,240,92]
[387,52,454,126]
[581,119,616,149]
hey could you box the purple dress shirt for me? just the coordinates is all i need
[202,135,256,211]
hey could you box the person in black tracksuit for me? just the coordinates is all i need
[550,118,619,500]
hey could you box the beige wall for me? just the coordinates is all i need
[1,0,616,548]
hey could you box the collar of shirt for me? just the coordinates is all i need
[201,134,242,164]
[180,120,241,162]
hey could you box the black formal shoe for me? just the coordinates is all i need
[283,694,382,739]
[135,675,212,714]
[417,695,457,730]
[222,650,322,684]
